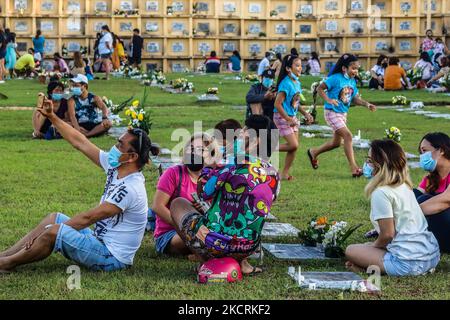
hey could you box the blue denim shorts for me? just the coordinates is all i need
[383,252,440,276]
[54,213,129,272]
[155,230,177,254]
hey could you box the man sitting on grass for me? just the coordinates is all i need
[67,74,112,138]
[0,98,158,273]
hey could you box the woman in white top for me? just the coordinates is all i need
[346,139,440,276]
[369,55,388,90]
[414,52,434,82]
[307,52,321,76]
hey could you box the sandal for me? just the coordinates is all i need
[352,168,363,178]
[307,149,319,170]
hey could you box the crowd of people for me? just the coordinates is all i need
[0,45,448,281]
[0,25,143,83]
[368,30,450,91]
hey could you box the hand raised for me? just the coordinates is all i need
[37,96,55,118]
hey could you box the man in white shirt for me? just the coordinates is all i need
[98,25,113,80]
[0,98,158,272]
[257,52,272,77]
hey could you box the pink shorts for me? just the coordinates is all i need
[273,113,299,137]
[324,109,348,132]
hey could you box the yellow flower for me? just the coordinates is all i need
[132,100,140,107]
[132,112,137,119]
[125,109,131,116]
[138,113,144,121]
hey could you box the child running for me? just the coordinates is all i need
[273,54,314,181]
[307,54,377,177]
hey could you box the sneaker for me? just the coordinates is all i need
[0,80,5,84]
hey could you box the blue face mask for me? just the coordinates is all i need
[234,138,245,155]
[420,151,437,172]
[363,162,374,179]
[262,78,273,88]
[52,93,64,101]
[71,87,82,96]
[108,145,124,169]
[289,72,299,81]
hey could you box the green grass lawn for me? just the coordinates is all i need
[0,75,449,300]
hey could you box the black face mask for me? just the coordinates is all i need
[183,153,204,172]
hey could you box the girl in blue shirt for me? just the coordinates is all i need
[308,54,377,177]
[274,54,314,181]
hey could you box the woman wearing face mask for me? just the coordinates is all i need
[32,81,69,139]
[345,139,440,276]
[416,132,450,253]
[274,54,314,181]
[308,54,377,178]
[151,133,215,257]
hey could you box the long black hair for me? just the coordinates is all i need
[47,81,65,99]
[376,54,388,66]
[276,54,301,89]
[330,54,359,75]
[420,51,432,64]
[311,52,321,67]
[419,132,450,193]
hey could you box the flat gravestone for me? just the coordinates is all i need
[424,113,450,120]
[406,152,419,159]
[262,243,329,260]
[288,270,375,291]
[159,148,173,156]
[408,161,421,169]
[197,94,220,102]
[265,213,277,221]
[301,124,333,133]
[262,223,299,238]
[353,139,370,149]
[108,127,128,139]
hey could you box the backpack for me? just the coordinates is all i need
[146,165,183,232]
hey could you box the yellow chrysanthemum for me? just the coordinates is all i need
[125,109,131,116]
[132,100,140,107]
[316,216,328,225]
[138,113,144,121]
[132,112,137,119]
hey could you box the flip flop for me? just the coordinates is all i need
[307,149,319,170]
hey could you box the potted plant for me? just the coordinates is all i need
[298,217,330,247]
[322,222,362,258]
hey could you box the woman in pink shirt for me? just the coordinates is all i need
[416,132,450,253]
[152,133,214,255]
